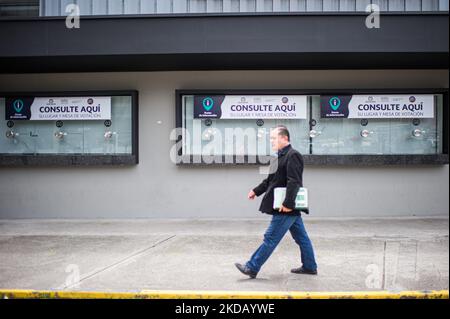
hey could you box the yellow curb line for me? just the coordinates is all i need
[0,289,448,299]
[139,290,450,299]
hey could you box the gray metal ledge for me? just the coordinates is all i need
[174,154,449,166]
[0,155,138,166]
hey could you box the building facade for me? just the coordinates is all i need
[0,0,448,218]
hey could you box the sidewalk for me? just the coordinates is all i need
[0,217,448,293]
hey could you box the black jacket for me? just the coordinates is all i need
[252,144,307,216]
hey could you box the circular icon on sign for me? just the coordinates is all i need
[104,120,112,127]
[13,99,24,113]
[204,119,212,127]
[7,121,14,128]
[56,121,64,128]
[409,96,416,103]
[282,97,289,104]
[329,97,341,111]
[361,119,369,127]
[310,119,317,127]
[202,97,214,111]
[412,118,421,126]
[256,119,264,127]
[87,98,94,105]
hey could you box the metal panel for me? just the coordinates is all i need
[273,0,290,11]
[355,0,370,11]
[389,0,405,11]
[156,0,172,13]
[371,0,388,11]
[256,0,267,11]
[289,0,307,11]
[38,0,449,15]
[240,0,256,11]
[422,0,439,10]
[173,0,188,12]
[323,0,339,11]
[59,0,73,15]
[141,0,156,13]
[124,0,140,14]
[405,0,421,10]
[92,0,108,15]
[273,0,281,10]
[223,0,231,11]
[39,0,44,16]
[339,0,356,11]
[190,0,207,12]
[108,0,124,14]
[229,0,240,11]
[282,0,290,10]
[306,0,322,11]
[77,0,92,15]
[207,0,222,12]
[440,0,449,10]
[44,0,59,15]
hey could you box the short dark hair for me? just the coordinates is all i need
[274,125,290,142]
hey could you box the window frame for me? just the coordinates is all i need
[175,88,449,166]
[0,90,139,166]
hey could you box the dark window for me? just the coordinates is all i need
[0,0,39,17]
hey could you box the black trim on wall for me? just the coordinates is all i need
[0,13,448,73]
[0,154,137,166]
[0,53,448,73]
[0,90,139,167]
[175,88,449,166]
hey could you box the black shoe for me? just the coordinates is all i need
[291,266,318,275]
[235,263,257,279]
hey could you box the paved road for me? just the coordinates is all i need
[0,217,448,292]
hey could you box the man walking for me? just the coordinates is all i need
[235,125,317,279]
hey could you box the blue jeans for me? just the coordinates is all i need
[246,214,317,273]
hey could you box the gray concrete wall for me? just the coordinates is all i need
[0,70,448,218]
